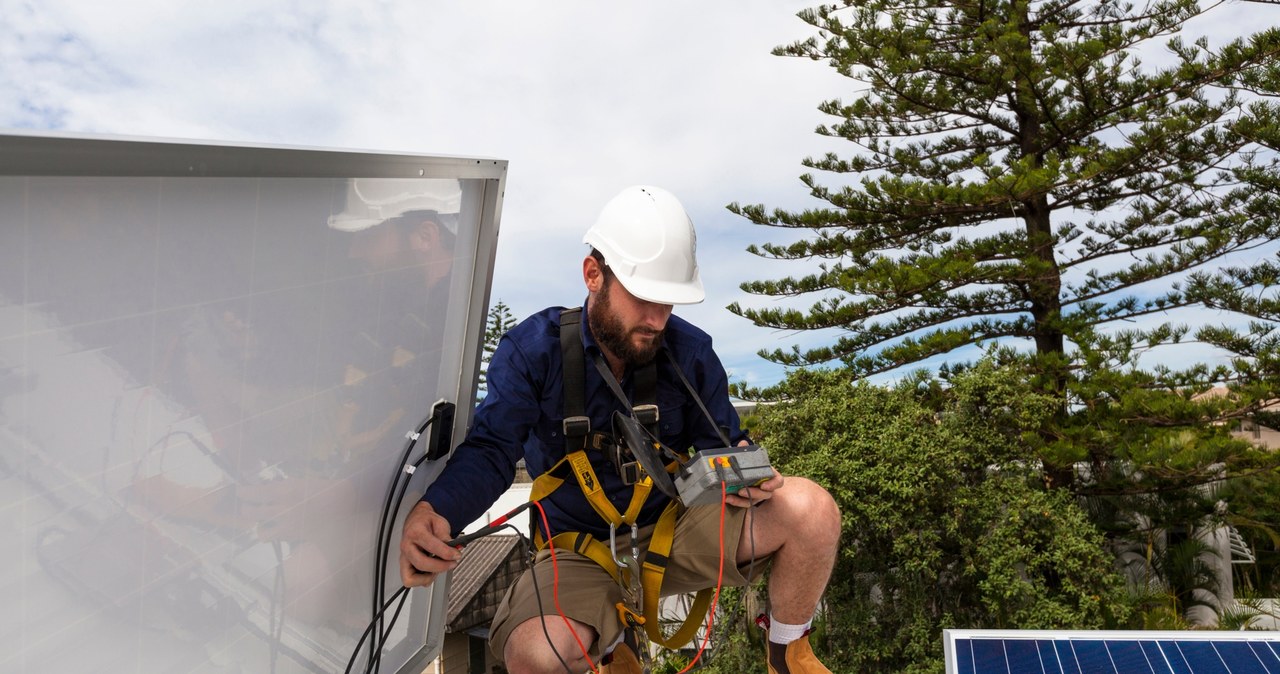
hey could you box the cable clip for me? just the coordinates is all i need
[403,464,416,475]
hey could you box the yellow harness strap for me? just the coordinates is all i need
[531,451,653,528]
[529,453,716,650]
[640,501,716,649]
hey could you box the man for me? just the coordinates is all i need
[400,186,840,674]
[329,177,461,456]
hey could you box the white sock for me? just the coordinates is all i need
[767,614,811,645]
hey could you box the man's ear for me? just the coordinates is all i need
[583,255,605,293]
[409,220,440,253]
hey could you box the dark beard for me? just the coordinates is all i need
[589,282,664,367]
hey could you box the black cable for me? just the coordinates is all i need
[360,395,526,674]
[370,418,424,670]
[381,589,412,650]
[662,350,733,448]
[369,410,439,672]
[369,451,430,674]
[525,519,575,674]
[344,586,410,674]
[346,521,537,674]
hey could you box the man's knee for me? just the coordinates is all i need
[786,476,839,518]
[502,616,596,674]
[774,476,841,542]
[740,476,841,562]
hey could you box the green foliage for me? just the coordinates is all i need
[696,588,769,674]
[729,0,1280,384]
[1047,334,1280,619]
[715,6,1280,659]
[1220,464,1280,599]
[1128,536,1222,627]
[1219,585,1280,631]
[709,363,1131,673]
[477,299,517,401]
[651,651,692,674]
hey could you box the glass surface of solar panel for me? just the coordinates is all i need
[946,629,1280,674]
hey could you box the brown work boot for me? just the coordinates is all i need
[766,632,832,674]
[757,614,832,674]
[600,641,643,674]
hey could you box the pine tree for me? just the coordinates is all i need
[477,300,517,400]
[730,0,1280,384]
[720,4,1280,637]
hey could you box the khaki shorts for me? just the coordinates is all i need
[488,503,771,663]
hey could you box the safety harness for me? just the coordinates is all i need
[528,307,716,653]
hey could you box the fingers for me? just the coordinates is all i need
[399,501,461,587]
[725,470,785,508]
[404,557,455,588]
[726,487,770,508]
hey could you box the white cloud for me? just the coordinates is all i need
[6,0,1274,392]
[1,0,844,389]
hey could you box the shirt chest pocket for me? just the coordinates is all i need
[656,401,687,450]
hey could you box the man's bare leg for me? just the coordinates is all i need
[737,475,840,623]
[503,615,597,674]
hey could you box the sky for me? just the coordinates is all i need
[2,0,1276,392]
[1,0,851,391]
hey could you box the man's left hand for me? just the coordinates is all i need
[725,468,784,508]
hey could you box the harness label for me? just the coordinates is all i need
[569,452,599,495]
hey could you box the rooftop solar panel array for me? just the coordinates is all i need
[945,629,1280,674]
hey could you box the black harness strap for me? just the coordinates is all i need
[560,306,659,433]
[662,350,733,447]
[560,305,663,487]
[560,308,591,452]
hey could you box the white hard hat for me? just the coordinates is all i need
[583,185,705,305]
[328,178,461,234]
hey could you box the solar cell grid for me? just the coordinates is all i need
[946,630,1280,674]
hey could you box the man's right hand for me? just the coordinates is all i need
[399,501,462,587]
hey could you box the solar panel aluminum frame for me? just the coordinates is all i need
[0,129,507,674]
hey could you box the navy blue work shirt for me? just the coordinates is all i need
[423,303,747,540]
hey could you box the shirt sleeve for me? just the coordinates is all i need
[421,334,540,535]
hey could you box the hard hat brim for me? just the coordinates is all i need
[327,215,384,233]
[616,273,705,306]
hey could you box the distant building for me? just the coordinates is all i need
[427,534,523,674]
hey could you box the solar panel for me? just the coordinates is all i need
[945,629,1280,674]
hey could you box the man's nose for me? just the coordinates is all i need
[640,301,672,328]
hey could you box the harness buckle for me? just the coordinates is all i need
[618,462,642,485]
[587,431,613,451]
[563,415,591,437]
[615,602,646,628]
[608,523,630,569]
[607,439,638,480]
[633,404,659,426]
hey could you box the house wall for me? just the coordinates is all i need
[436,633,471,674]
[427,633,505,674]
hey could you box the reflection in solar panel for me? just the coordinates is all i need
[945,629,1280,674]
